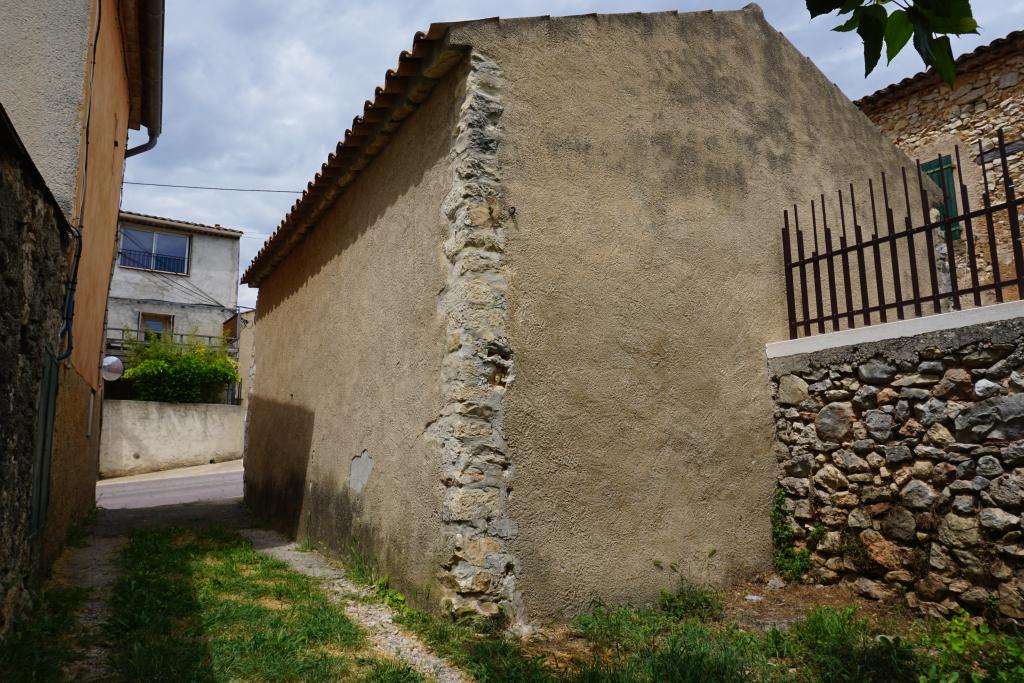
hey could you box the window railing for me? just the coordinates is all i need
[119,248,189,274]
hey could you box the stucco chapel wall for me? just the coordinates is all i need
[449,6,929,621]
[246,68,461,599]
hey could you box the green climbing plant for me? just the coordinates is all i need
[772,486,812,581]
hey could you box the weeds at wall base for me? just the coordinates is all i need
[771,486,812,582]
[0,586,87,683]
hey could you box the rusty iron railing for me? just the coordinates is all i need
[782,129,1024,339]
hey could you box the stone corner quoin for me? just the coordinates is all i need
[769,316,1024,623]
[428,51,523,624]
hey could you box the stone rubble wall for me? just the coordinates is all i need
[0,118,70,639]
[770,317,1024,622]
[429,52,522,623]
[859,47,1023,300]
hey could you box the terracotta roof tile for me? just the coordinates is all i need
[855,29,1024,110]
[241,22,467,285]
[241,9,741,286]
[119,210,244,237]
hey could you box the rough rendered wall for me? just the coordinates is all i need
[448,7,927,621]
[769,315,1024,623]
[0,118,70,639]
[100,400,243,477]
[42,0,129,573]
[42,372,101,571]
[860,46,1024,302]
[69,0,131,390]
[246,68,461,602]
[0,0,91,219]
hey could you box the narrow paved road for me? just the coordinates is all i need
[96,459,243,509]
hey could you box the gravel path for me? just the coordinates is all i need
[242,528,471,683]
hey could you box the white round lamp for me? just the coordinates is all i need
[101,356,124,382]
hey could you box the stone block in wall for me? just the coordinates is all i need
[768,315,1024,624]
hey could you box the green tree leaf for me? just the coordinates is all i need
[808,0,978,85]
[833,7,862,33]
[856,4,888,76]
[884,9,914,63]
[807,0,848,19]
[919,0,979,35]
[930,35,958,85]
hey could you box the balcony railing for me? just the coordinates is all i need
[104,327,238,359]
[119,248,189,274]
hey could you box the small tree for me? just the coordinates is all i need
[123,331,239,403]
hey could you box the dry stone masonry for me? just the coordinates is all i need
[770,317,1024,623]
[429,52,522,622]
[0,116,71,638]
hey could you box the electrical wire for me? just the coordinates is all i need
[124,181,301,193]
[135,263,224,308]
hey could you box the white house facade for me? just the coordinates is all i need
[106,211,241,353]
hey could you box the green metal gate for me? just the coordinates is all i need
[30,353,58,537]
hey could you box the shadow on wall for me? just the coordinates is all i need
[243,397,315,538]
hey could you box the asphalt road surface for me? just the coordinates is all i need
[96,459,244,509]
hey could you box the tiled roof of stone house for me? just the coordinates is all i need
[855,29,1024,111]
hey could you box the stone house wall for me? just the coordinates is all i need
[858,34,1024,303]
[769,310,1024,622]
[0,107,71,639]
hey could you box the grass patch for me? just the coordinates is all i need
[396,607,555,683]
[659,579,723,622]
[107,527,385,682]
[0,586,86,683]
[766,606,919,682]
[66,506,98,548]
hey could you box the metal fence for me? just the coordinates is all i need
[782,129,1023,339]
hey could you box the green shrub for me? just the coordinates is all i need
[123,331,238,403]
[918,610,1024,682]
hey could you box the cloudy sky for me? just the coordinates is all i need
[120,0,1023,309]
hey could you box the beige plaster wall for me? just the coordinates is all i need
[245,68,461,600]
[100,400,242,477]
[447,7,927,621]
[42,369,102,570]
[0,0,92,219]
